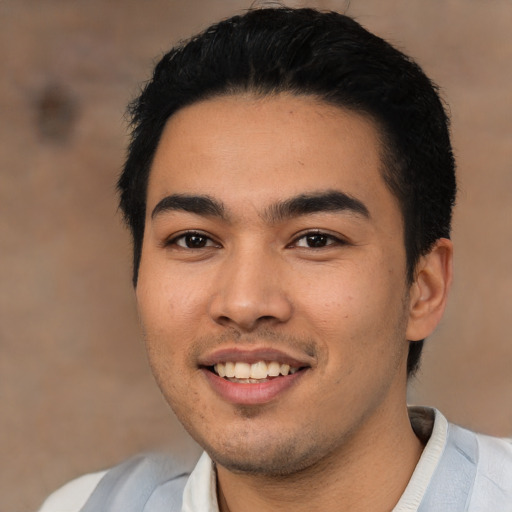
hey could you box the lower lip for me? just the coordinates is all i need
[201,368,307,405]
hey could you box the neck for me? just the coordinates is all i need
[216,405,423,512]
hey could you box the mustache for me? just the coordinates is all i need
[190,327,317,359]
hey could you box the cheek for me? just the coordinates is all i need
[295,260,407,353]
[137,263,205,332]
[295,263,378,323]
[137,277,200,398]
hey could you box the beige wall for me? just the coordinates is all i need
[1,1,511,510]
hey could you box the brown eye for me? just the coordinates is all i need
[183,234,208,248]
[305,234,329,247]
[170,232,218,249]
[295,232,340,248]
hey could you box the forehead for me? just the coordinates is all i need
[147,94,397,222]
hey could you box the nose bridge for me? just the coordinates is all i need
[208,240,292,330]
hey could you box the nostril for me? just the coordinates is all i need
[259,315,277,322]
[215,315,234,328]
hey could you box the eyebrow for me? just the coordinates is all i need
[264,190,370,223]
[151,194,226,220]
[150,190,369,223]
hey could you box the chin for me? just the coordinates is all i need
[200,430,332,478]
[212,449,313,477]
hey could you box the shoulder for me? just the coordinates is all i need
[38,471,107,512]
[475,429,512,464]
[449,424,512,510]
[37,452,200,512]
[472,430,512,507]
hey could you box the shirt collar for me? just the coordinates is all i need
[392,407,448,511]
[181,451,219,512]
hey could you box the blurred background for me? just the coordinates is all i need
[1,0,511,510]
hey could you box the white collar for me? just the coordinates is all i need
[392,407,448,511]
[181,451,220,512]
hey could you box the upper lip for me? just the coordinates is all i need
[198,346,315,368]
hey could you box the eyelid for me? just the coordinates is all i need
[289,229,349,248]
[163,230,221,248]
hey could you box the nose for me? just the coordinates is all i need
[208,246,293,331]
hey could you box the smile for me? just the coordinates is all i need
[199,347,312,403]
[213,360,300,383]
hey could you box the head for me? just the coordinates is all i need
[119,7,456,378]
[123,7,456,478]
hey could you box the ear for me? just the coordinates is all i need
[406,238,453,341]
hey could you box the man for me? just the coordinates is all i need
[39,7,512,512]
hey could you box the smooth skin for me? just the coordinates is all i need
[136,94,453,512]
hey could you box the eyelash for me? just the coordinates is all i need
[164,230,347,250]
[164,231,220,249]
[290,230,348,249]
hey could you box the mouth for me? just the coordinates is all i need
[206,360,305,384]
[198,347,313,404]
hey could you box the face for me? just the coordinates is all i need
[137,94,413,476]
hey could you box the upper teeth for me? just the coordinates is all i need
[214,361,298,379]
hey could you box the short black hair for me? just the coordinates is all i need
[118,7,456,376]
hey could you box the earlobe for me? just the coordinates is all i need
[406,238,453,342]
